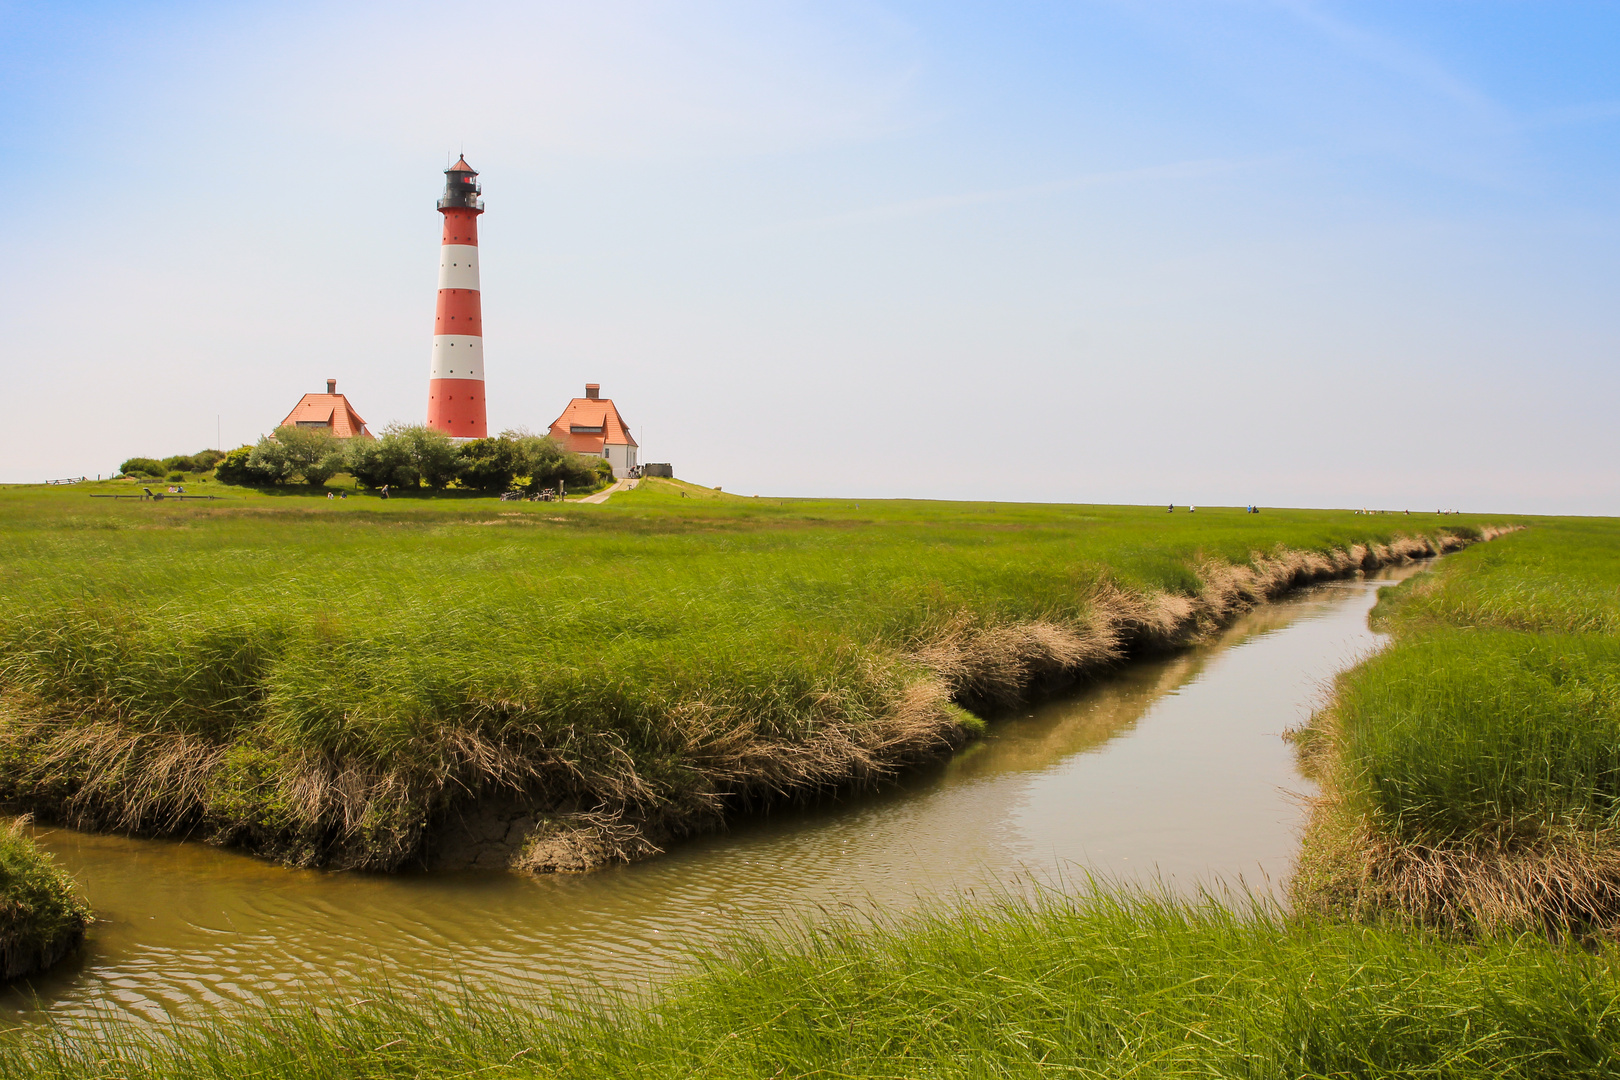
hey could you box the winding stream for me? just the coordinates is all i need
[4,568,1416,1029]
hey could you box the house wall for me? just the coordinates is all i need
[603,441,638,479]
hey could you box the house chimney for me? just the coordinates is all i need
[585,383,600,399]
[327,379,337,394]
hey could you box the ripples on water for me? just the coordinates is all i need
[5,571,1414,1028]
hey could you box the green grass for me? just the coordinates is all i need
[1295,518,1620,928]
[0,480,1498,871]
[6,889,1619,1078]
[1335,631,1620,842]
[0,819,90,981]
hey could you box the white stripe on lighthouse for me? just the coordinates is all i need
[430,336,485,380]
[437,245,481,291]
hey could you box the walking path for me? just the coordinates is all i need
[578,478,638,505]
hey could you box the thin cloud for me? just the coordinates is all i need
[1267,0,1506,122]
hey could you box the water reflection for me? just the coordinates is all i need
[5,570,1413,1028]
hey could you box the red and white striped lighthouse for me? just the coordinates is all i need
[426,156,487,438]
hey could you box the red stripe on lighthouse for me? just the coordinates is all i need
[441,208,480,246]
[434,289,483,335]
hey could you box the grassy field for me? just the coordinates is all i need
[0,818,89,982]
[0,479,1495,872]
[6,888,1617,1079]
[1293,518,1620,930]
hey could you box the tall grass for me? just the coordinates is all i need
[5,888,1618,1078]
[0,819,89,981]
[0,482,1496,871]
[1338,632,1620,841]
[1295,518,1620,929]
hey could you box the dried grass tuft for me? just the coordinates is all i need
[1294,784,1620,935]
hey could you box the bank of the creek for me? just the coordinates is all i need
[2,567,1419,1030]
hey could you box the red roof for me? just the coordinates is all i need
[547,394,637,455]
[448,155,477,174]
[279,393,372,439]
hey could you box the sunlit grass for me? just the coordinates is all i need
[6,888,1618,1079]
[1297,517,1620,929]
[0,482,1500,870]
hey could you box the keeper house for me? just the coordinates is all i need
[548,383,639,479]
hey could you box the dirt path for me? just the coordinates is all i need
[578,478,638,505]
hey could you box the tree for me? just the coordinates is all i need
[346,430,418,489]
[302,449,348,487]
[457,434,525,493]
[244,426,340,485]
[345,424,460,490]
[393,425,461,490]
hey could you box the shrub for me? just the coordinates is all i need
[214,446,274,486]
[347,424,460,490]
[457,431,600,494]
[457,433,529,492]
[246,426,341,486]
[118,457,165,478]
[192,449,226,472]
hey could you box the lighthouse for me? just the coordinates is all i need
[427,156,488,438]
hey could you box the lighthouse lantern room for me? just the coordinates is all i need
[426,157,488,439]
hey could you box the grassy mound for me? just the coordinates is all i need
[0,482,1494,873]
[5,890,1617,1077]
[0,819,90,981]
[1294,520,1620,929]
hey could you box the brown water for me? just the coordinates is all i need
[3,569,1415,1029]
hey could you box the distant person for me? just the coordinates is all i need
[380,485,390,501]
[340,491,347,500]
[1167,503,1174,513]
[1189,505,1196,513]
[326,491,334,500]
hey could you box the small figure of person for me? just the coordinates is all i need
[326,491,334,500]
[380,484,390,500]
[1167,503,1174,513]
[1189,505,1196,513]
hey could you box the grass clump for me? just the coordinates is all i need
[0,819,89,981]
[5,889,1619,1078]
[0,482,1496,873]
[1295,519,1620,930]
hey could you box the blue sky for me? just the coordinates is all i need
[2,1,1617,512]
